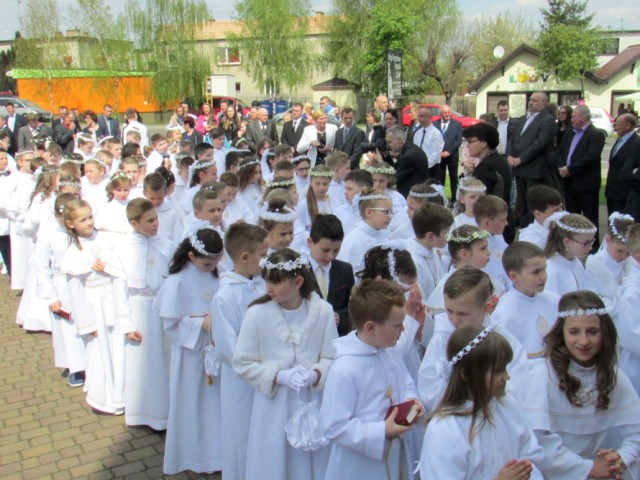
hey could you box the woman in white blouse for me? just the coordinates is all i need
[296,110,337,167]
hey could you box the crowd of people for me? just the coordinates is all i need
[1,91,640,479]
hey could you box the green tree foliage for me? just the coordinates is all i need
[0,41,17,93]
[123,0,211,108]
[228,0,315,99]
[537,0,600,94]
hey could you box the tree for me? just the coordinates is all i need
[123,0,212,108]
[228,0,315,99]
[0,40,17,93]
[70,0,134,111]
[15,0,66,113]
[537,0,601,96]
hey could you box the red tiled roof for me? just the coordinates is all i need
[595,44,640,81]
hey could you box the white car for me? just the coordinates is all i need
[571,105,614,137]
[0,96,52,122]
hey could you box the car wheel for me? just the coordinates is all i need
[599,129,609,137]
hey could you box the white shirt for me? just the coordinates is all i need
[413,124,444,168]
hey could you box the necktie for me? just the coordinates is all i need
[441,123,448,137]
[611,138,623,157]
[315,266,328,299]
[419,128,427,149]
[262,123,267,133]
[0,170,10,177]
[106,117,111,136]
[343,127,349,143]
[292,120,298,131]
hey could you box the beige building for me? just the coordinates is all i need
[469,34,640,119]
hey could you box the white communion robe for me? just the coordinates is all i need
[297,196,343,232]
[419,395,545,479]
[211,271,266,480]
[95,199,131,247]
[545,253,585,297]
[524,359,640,479]
[237,184,263,221]
[80,177,109,211]
[119,232,174,430]
[154,262,222,475]
[155,200,183,244]
[518,220,548,249]
[337,222,388,275]
[616,259,640,393]
[61,231,130,414]
[585,247,630,315]
[492,288,560,359]
[486,234,511,290]
[232,293,338,480]
[34,221,85,373]
[406,238,445,305]
[417,313,529,413]
[321,331,420,480]
[452,212,477,229]
[334,201,361,236]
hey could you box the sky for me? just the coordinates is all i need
[1,0,638,40]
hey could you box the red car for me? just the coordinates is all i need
[212,96,251,118]
[402,103,479,128]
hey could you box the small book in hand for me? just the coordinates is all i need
[385,400,420,426]
[53,308,72,321]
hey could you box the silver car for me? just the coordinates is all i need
[0,97,52,122]
[571,105,614,137]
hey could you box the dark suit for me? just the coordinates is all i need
[334,125,365,170]
[620,142,640,220]
[311,260,354,336]
[96,115,120,139]
[182,131,204,149]
[5,114,27,155]
[556,123,605,244]
[506,111,557,226]
[246,119,279,150]
[605,133,639,215]
[54,123,78,155]
[1,125,15,154]
[280,118,308,152]
[38,124,55,140]
[433,118,462,196]
[392,142,430,198]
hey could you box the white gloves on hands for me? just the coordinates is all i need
[277,366,317,392]
[276,366,303,390]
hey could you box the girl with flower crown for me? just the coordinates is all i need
[233,248,338,480]
[420,324,546,479]
[259,196,297,255]
[389,181,447,241]
[367,162,407,228]
[452,177,486,229]
[544,212,597,296]
[94,172,133,245]
[154,228,225,475]
[235,156,263,221]
[337,187,393,274]
[524,291,640,479]
[81,158,109,210]
[297,165,342,232]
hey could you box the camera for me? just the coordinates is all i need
[360,125,387,153]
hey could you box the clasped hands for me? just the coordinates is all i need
[276,365,318,392]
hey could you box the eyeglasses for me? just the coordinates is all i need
[296,167,310,172]
[368,207,394,217]
[569,237,595,248]
[466,139,480,144]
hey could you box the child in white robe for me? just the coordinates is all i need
[452,176,485,229]
[321,279,425,480]
[154,228,224,475]
[544,212,597,296]
[418,269,529,413]
[61,200,131,414]
[34,193,86,386]
[524,290,640,479]
[419,324,546,479]
[261,177,307,251]
[211,224,268,480]
[492,241,559,360]
[143,172,182,244]
[297,165,343,232]
[517,184,563,249]
[119,199,174,430]
[180,156,218,215]
[474,194,511,290]
[220,171,253,226]
[236,158,263,221]
[232,248,338,480]
[334,169,372,236]
[293,155,311,198]
[119,156,144,200]
[80,158,109,211]
[337,187,392,275]
[389,183,447,241]
[259,197,297,255]
[326,151,350,206]
[95,172,132,246]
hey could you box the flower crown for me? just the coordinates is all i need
[449,326,493,368]
[558,307,608,318]
[110,170,131,183]
[258,205,298,223]
[260,255,309,271]
[446,229,491,243]
[98,136,114,146]
[137,158,147,167]
[609,212,634,243]
[189,231,223,258]
[192,159,216,171]
[358,193,390,204]
[31,136,54,145]
[458,180,487,193]
[367,166,395,175]
[310,169,334,178]
[63,155,84,165]
[547,211,597,235]
[233,148,252,154]
[89,158,108,170]
[34,166,58,183]
[380,240,410,290]
[58,180,81,188]
[266,178,296,189]
[238,159,260,171]
[293,155,312,164]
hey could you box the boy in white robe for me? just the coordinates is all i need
[119,199,174,429]
[220,171,253,227]
[326,151,350,206]
[321,279,424,480]
[211,224,268,480]
[418,269,529,412]
[518,184,563,249]
[492,241,559,359]
[334,170,372,236]
[143,173,182,244]
[145,134,170,173]
[474,194,511,290]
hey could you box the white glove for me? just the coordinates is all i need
[276,366,304,391]
[292,368,318,390]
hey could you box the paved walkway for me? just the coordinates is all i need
[0,275,220,480]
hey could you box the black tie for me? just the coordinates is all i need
[0,170,10,177]
[293,120,298,131]
[262,123,267,133]
[420,128,427,149]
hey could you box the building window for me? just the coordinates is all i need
[218,47,240,65]
[235,82,242,94]
[599,38,619,55]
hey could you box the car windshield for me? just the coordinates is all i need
[19,99,42,108]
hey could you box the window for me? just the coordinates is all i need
[218,47,240,65]
[599,38,619,55]
[235,82,242,94]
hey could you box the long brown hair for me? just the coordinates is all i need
[544,213,595,258]
[62,199,92,249]
[306,165,333,224]
[544,291,617,411]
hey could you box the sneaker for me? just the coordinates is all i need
[68,371,85,387]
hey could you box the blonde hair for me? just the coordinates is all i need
[544,213,595,258]
[454,177,486,215]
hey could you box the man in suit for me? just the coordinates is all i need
[307,214,355,336]
[557,105,605,247]
[333,107,365,170]
[54,112,79,155]
[605,114,639,215]
[374,95,389,118]
[96,104,120,140]
[434,105,462,195]
[385,126,430,197]
[280,102,308,152]
[496,100,517,156]
[621,141,640,220]
[507,91,557,226]
[0,116,15,156]
[36,114,55,140]
[245,107,278,151]
[408,106,444,179]
[51,105,67,129]
[4,102,27,156]
[17,113,41,152]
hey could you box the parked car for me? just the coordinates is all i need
[211,96,251,118]
[401,103,479,128]
[274,107,293,124]
[570,105,614,137]
[0,97,52,122]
